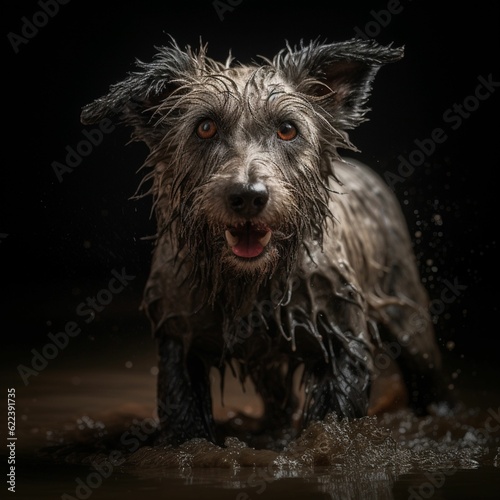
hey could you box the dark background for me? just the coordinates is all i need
[2,1,499,390]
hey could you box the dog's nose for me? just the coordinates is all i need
[227,182,269,217]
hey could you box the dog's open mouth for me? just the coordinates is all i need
[224,222,272,259]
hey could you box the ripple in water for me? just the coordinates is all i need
[41,406,499,476]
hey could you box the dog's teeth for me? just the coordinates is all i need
[225,230,239,247]
[259,231,272,247]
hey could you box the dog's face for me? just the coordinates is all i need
[81,39,403,293]
[154,64,333,279]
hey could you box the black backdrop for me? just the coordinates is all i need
[2,1,499,382]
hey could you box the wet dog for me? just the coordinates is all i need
[81,38,452,447]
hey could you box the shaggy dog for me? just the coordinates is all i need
[81,38,452,447]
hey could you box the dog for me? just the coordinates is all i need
[81,37,453,448]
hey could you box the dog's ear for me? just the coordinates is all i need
[80,40,205,146]
[274,39,404,130]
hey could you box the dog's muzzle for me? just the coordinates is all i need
[224,182,272,258]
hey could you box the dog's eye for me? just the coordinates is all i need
[196,118,218,139]
[277,122,298,141]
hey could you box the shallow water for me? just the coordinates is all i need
[3,336,499,500]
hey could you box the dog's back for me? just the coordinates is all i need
[329,158,448,406]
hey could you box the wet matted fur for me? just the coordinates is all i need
[81,38,453,447]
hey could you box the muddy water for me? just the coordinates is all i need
[3,339,499,500]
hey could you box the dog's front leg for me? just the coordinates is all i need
[156,329,215,446]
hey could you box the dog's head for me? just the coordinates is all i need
[81,38,402,300]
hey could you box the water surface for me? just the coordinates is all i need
[3,326,499,500]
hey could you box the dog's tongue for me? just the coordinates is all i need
[233,232,264,258]
[225,223,272,258]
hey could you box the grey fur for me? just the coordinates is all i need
[82,38,452,448]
